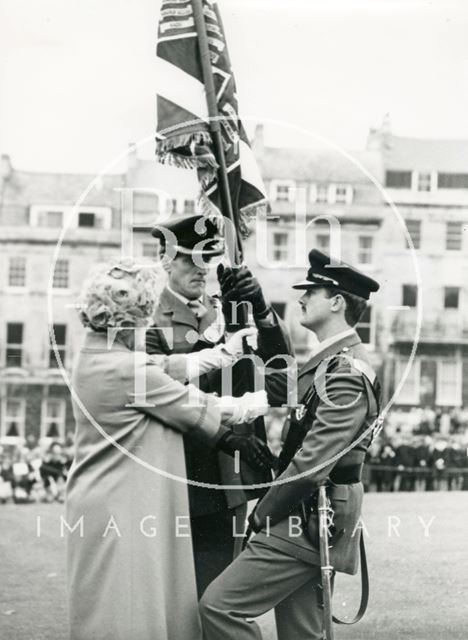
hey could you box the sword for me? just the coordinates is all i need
[318,485,335,640]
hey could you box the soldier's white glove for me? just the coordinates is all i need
[224,327,258,355]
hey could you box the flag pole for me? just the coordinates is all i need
[191,0,243,262]
[191,0,270,496]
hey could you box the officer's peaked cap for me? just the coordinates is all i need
[292,249,380,300]
[151,214,225,257]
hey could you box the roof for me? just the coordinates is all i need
[383,136,468,173]
[255,146,383,184]
[1,169,125,207]
[128,158,199,196]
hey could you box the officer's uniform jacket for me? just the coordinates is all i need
[146,286,293,517]
[254,328,380,575]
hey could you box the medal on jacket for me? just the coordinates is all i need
[370,415,385,443]
[295,404,306,421]
[201,298,225,344]
[202,321,224,344]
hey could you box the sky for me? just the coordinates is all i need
[1,0,468,173]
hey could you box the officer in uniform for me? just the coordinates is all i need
[146,214,292,597]
[200,249,381,640]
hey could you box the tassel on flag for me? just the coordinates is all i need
[155,0,268,237]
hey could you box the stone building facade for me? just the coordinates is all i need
[1,120,468,444]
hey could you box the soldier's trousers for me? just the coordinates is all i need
[192,504,248,598]
[199,535,329,640]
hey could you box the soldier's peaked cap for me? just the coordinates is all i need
[151,214,224,257]
[292,249,380,300]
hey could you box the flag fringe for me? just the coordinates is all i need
[197,194,270,240]
[156,132,218,178]
[238,199,270,238]
[199,191,223,219]
[156,133,269,240]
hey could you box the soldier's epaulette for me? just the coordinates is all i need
[332,347,377,385]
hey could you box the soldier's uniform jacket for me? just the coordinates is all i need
[146,286,293,517]
[254,328,380,575]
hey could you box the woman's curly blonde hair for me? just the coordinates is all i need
[78,258,162,331]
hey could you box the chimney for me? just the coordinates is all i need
[366,114,393,151]
[252,124,265,154]
[381,112,392,137]
[126,143,138,174]
[1,154,12,180]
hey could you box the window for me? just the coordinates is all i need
[272,232,289,262]
[357,235,373,265]
[438,173,468,189]
[316,184,328,203]
[142,242,160,259]
[405,219,421,249]
[417,172,432,192]
[53,259,69,289]
[1,399,26,441]
[8,256,26,287]
[38,210,64,227]
[6,323,23,368]
[133,192,159,214]
[444,287,459,309]
[446,221,463,251]
[41,399,66,440]
[436,360,462,406]
[335,185,352,204]
[168,198,178,214]
[335,186,347,203]
[355,306,374,346]
[316,234,330,251]
[276,185,290,202]
[49,324,67,368]
[402,285,418,308]
[184,199,195,214]
[270,180,295,202]
[385,171,412,188]
[30,206,66,227]
[76,208,112,230]
[78,212,96,227]
[395,358,420,405]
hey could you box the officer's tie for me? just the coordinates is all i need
[187,299,208,319]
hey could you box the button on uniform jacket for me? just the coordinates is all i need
[254,330,380,575]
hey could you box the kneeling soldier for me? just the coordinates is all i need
[200,249,381,640]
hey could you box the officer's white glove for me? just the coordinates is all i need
[224,327,258,355]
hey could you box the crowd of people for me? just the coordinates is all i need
[360,407,468,491]
[0,433,74,504]
[364,433,468,492]
[384,405,468,437]
[2,408,468,504]
[265,406,468,493]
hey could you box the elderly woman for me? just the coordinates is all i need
[66,259,270,640]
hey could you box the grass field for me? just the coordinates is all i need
[1,492,467,640]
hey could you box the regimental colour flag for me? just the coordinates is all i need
[155,0,268,237]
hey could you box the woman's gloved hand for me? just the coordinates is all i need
[216,390,269,425]
[215,391,274,471]
[216,432,275,472]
